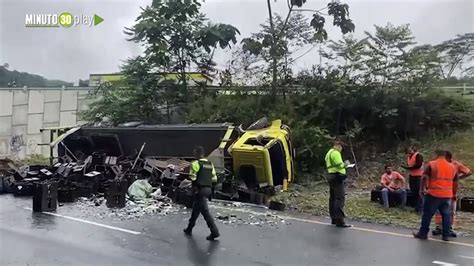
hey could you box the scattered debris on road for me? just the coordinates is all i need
[214,209,290,227]
[60,193,183,221]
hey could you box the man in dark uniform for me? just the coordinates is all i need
[183,146,220,241]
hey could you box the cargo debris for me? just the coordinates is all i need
[214,210,290,227]
[0,118,295,219]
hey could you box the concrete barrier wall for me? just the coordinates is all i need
[0,87,92,160]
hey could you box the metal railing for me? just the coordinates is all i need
[439,84,474,95]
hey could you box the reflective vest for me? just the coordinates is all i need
[196,160,214,187]
[407,152,424,177]
[451,160,471,199]
[325,148,346,175]
[426,159,456,198]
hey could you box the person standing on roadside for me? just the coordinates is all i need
[325,141,352,228]
[432,151,471,237]
[413,150,456,241]
[402,145,424,212]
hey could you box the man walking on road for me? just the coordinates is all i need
[184,146,220,241]
[413,150,457,241]
[402,145,424,212]
[325,141,352,228]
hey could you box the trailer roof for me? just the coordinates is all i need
[82,123,233,131]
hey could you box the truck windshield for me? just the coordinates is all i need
[268,140,288,186]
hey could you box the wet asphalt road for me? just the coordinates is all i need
[1,194,473,266]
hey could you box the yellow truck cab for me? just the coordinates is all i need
[230,120,294,188]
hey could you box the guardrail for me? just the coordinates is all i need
[440,84,474,95]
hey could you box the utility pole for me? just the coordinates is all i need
[266,0,278,96]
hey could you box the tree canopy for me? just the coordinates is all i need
[0,65,72,87]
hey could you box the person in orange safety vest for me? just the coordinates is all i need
[402,145,424,212]
[432,151,471,237]
[413,150,457,241]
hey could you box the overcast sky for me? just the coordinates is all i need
[0,0,473,83]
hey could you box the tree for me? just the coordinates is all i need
[83,0,240,124]
[225,46,267,86]
[323,23,441,89]
[362,23,416,86]
[322,35,366,77]
[436,33,474,78]
[125,0,239,99]
[242,0,355,94]
[241,13,317,85]
[0,67,72,87]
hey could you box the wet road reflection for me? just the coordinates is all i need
[30,211,57,231]
[186,236,220,266]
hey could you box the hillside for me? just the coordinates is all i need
[0,66,73,87]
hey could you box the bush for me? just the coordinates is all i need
[186,80,473,175]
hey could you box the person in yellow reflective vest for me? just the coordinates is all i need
[183,146,220,241]
[325,141,352,228]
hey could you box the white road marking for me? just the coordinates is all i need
[432,260,458,266]
[24,207,141,235]
[459,255,474,260]
[210,204,474,248]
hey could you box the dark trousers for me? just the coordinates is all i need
[187,187,219,235]
[327,173,346,221]
[418,194,451,238]
[409,176,422,211]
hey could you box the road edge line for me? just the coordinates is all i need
[210,204,474,248]
[24,207,141,235]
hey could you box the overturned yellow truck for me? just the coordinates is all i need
[47,119,294,191]
[230,120,294,188]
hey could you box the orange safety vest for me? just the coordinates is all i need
[407,152,424,177]
[426,158,456,199]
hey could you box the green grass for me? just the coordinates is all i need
[273,183,474,232]
[273,184,419,228]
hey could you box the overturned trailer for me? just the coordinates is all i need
[48,119,294,192]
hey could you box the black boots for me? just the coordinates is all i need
[184,227,220,241]
[432,226,457,238]
[183,228,192,236]
[332,218,352,228]
[432,227,442,236]
[206,233,220,241]
[412,232,428,240]
[335,223,352,228]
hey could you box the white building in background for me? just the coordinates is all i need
[0,86,92,159]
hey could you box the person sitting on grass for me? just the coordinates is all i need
[380,164,407,208]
